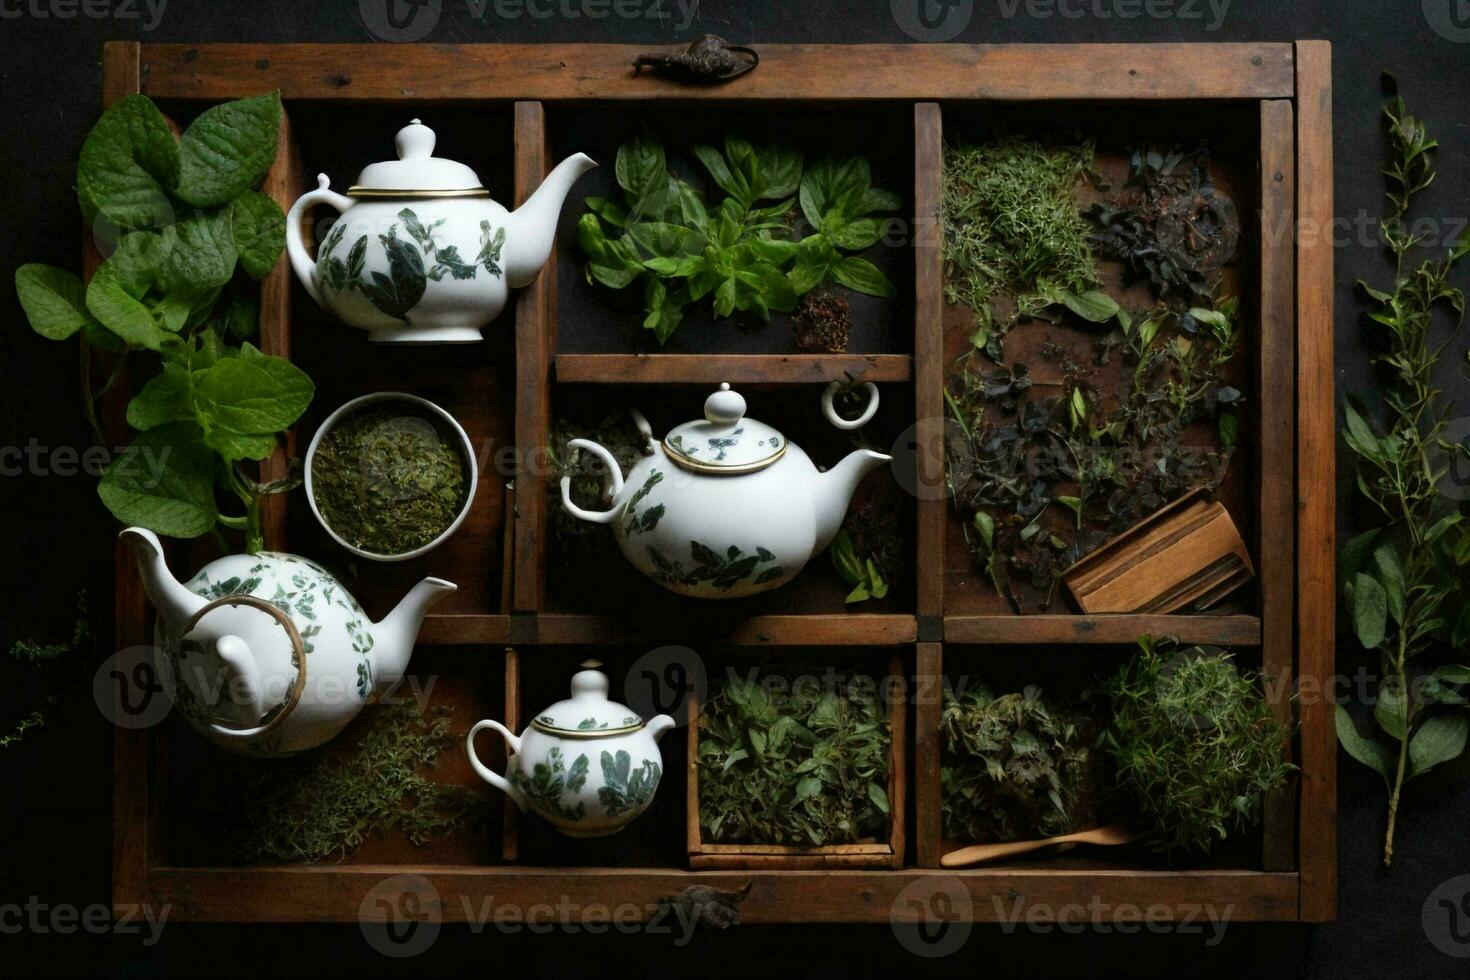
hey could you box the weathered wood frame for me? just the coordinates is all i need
[100,40,1334,924]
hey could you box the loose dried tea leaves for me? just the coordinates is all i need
[942,137,1102,359]
[310,402,468,556]
[237,701,488,863]
[1089,143,1240,307]
[940,684,1104,844]
[698,668,891,846]
[793,288,852,352]
[1101,637,1294,857]
[947,300,1241,612]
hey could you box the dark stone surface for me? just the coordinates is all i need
[1,1,1467,976]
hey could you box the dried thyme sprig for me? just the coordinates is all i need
[1336,76,1470,867]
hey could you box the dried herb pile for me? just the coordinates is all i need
[697,669,891,846]
[1335,76,1470,866]
[1100,637,1293,856]
[940,684,1101,843]
[236,701,487,863]
[2,593,95,750]
[310,402,469,556]
[942,137,1105,359]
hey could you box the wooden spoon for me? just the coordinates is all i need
[940,824,1135,868]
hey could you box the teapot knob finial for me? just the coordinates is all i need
[705,382,746,425]
[396,119,436,160]
[571,661,610,698]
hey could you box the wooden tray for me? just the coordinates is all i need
[99,40,1335,924]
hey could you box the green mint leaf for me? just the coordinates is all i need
[830,255,895,297]
[230,190,286,279]
[85,266,164,350]
[126,362,194,430]
[15,265,91,340]
[76,94,179,229]
[204,427,279,462]
[175,92,282,207]
[98,423,218,538]
[162,207,238,293]
[193,351,313,436]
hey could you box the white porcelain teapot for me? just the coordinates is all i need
[121,527,455,756]
[285,119,595,343]
[560,382,891,599]
[467,661,674,837]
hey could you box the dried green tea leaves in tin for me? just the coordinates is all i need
[311,401,470,557]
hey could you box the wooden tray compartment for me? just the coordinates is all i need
[107,40,1334,923]
[541,382,917,634]
[685,648,908,870]
[548,102,915,359]
[919,642,1284,872]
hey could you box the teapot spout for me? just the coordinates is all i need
[813,450,892,553]
[118,527,207,625]
[369,577,456,697]
[503,153,597,289]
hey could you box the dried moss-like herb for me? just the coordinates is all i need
[1090,143,1240,306]
[237,701,487,863]
[940,684,1102,843]
[698,668,891,846]
[1101,637,1294,857]
[3,592,95,749]
[947,301,1241,612]
[793,288,852,352]
[310,402,468,556]
[943,137,1101,359]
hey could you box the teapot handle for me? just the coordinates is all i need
[559,438,626,525]
[822,381,880,431]
[466,719,526,811]
[285,174,354,306]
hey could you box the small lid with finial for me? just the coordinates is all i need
[347,119,489,197]
[662,383,788,474]
[531,659,647,737]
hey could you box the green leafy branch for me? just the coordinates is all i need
[1336,76,1470,867]
[579,134,899,344]
[15,92,310,554]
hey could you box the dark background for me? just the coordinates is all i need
[2,1,1468,977]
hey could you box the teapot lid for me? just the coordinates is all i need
[347,120,490,198]
[531,660,646,738]
[663,383,788,474]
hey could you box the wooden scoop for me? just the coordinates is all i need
[940,824,1135,868]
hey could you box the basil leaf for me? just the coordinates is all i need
[758,145,802,200]
[126,362,194,430]
[98,423,218,538]
[230,190,286,279]
[76,94,179,229]
[162,207,238,293]
[827,217,884,251]
[692,144,748,205]
[614,135,665,204]
[175,92,282,207]
[193,352,313,436]
[830,256,895,297]
[15,265,91,340]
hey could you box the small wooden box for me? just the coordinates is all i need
[686,654,907,870]
[1061,488,1255,615]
